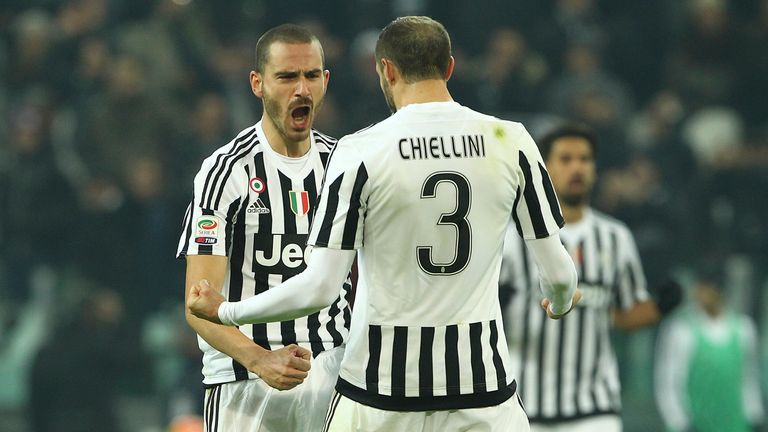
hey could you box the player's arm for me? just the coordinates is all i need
[525,233,580,318]
[611,227,660,330]
[184,255,310,390]
[188,248,355,326]
[612,300,660,330]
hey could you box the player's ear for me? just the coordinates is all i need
[381,58,397,84]
[444,56,455,81]
[250,70,264,98]
[323,69,330,88]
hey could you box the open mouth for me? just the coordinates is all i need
[290,106,311,128]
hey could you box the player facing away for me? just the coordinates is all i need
[500,124,662,432]
[188,16,580,432]
[177,24,352,432]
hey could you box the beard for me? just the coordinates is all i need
[560,192,588,207]
[262,88,323,142]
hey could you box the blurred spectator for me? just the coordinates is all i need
[473,27,549,114]
[666,0,739,110]
[335,28,390,130]
[547,42,635,167]
[7,9,54,92]
[175,92,232,191]
[605,91,696,285]
[0,95,76,301]
[683,106,768,256]
[0,273,54,432]
[656,267,765,432]
[29,288,149,432]
[142,302,203,428]
[736,0,768,126]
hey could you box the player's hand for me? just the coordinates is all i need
[541,289,583,319]
[247,344,312,391]
[187,279,225,324]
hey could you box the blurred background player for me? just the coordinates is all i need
[655,266,765,432]
[176,24,352,432]
[500,123,676,432]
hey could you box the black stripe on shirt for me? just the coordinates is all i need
[336,377,517,412]
[325,295,345,347]
[518,239,532,395]
[315,174,344,246]
[341,282,352,331]
[341,164,368,249]
[212,385,221,432]
[489,320,507,387]
[198,209,215,255]
[178,202,193,258]
[279,171,297,235]
[226,196,249,380]
[593,225,605,286]
[445,324,460,395]
[200,128,256,208]
[511,185,524,238]
[470,322,487,393]
[538,162,565,228]
[573,310,587,414]
[304,172,319,226]
[556,316,566,416]
[366,325,382,394]
[277,170,299,347]
[307,311,325,358]
[419,327,435,397]
[247,151,271,352]
[224,198,241,257]
[391,326,408,397]
[519,151,548,238]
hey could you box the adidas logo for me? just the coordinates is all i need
[247,198,270,214]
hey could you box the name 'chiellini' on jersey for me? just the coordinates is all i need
[398,134,486,160]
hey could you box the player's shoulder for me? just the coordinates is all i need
[590,209,632,233]
[312,129,338,153]
[458,106,529,136]
[331,120,387,154]
[202,124,262,166]
[344,119,388,141]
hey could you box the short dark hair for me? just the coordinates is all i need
[538,123,598,161]
[375,16,451,83]
[254,24,324,72]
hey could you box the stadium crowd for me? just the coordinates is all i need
[0,0,766,430]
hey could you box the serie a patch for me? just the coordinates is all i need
[194,215,221,245]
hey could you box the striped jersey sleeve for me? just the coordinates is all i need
[177,127,257,258]
[511,129,564,240]
[612,222,650,310]
[308,137,370,250]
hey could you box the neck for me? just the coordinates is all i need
[261,116,310,158]
[703,304,724,318]
[395,79,453,110]
[562,204,586,224]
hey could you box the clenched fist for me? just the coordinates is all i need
[187,279,226,324]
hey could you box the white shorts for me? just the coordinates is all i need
[203,346,343,432]
[530,415,621,432]
[324,392,530,432]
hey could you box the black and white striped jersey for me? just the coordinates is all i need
[177,121,351,385]
[500,208,649,422]
[307,101,564,411]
